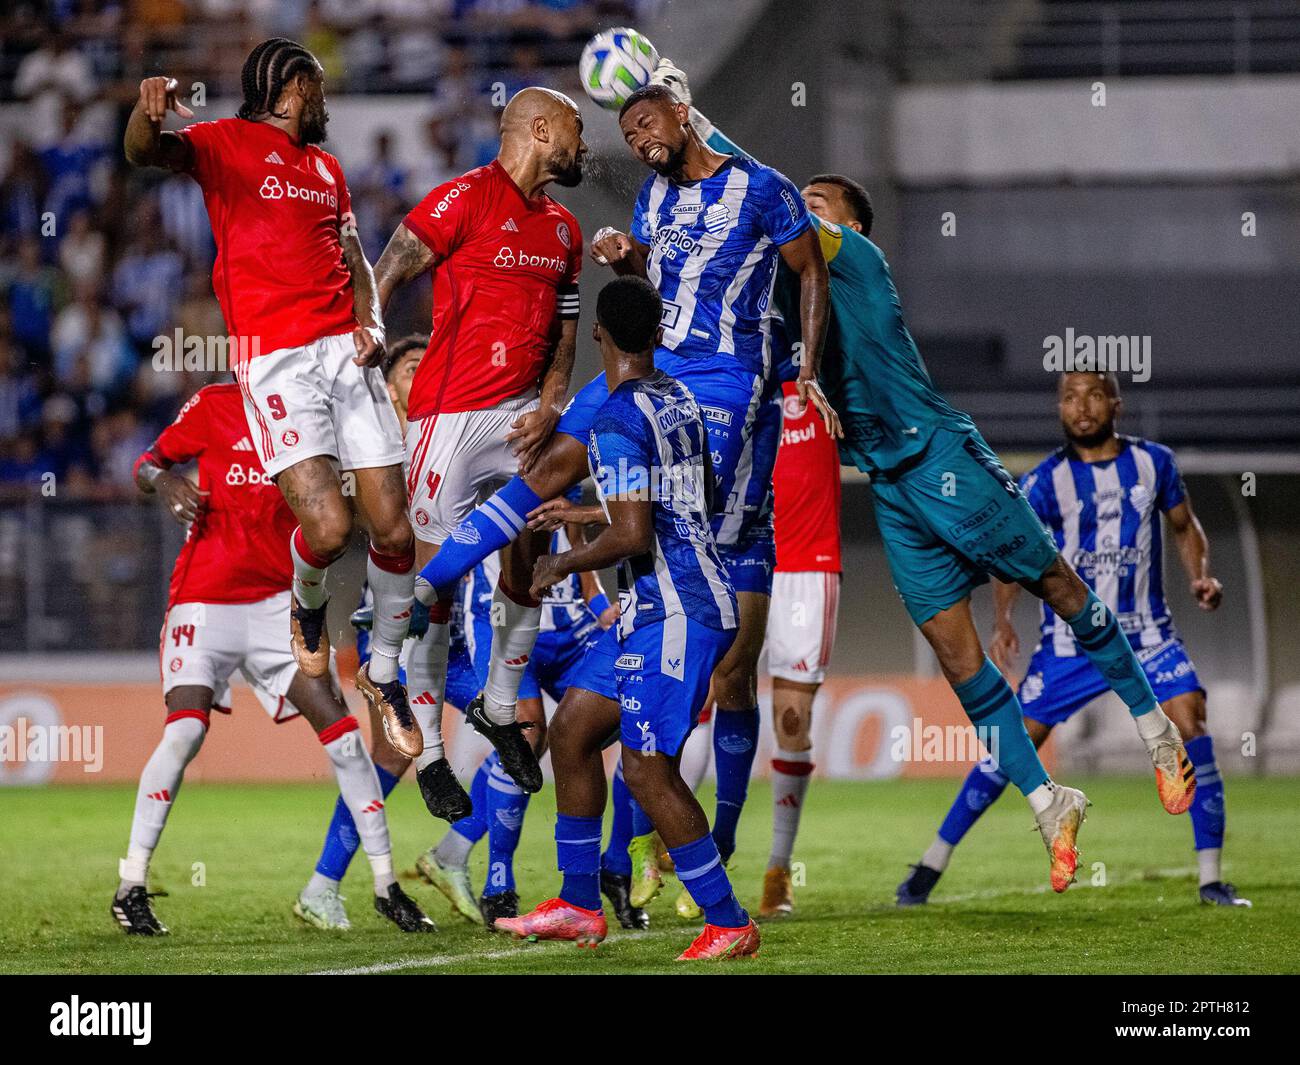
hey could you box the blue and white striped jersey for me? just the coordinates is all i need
[1021,436,1187,655]
[587,371,738,635]
[630,155,810,377]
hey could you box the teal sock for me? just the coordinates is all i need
[952,658,1049,795]
[1065,590,1158,717]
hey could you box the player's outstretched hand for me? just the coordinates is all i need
[797,375,843,439]
[527,498,606,532]
[591,227,633,268]
[352,324,386,368]
[156,470,208,525]
[507,407,558,474]
[530,553,566,599]
[989,621,1019,679]
[1191,576,1223,611]
[138,77,194,123]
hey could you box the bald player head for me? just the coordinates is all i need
[499,86,587,188]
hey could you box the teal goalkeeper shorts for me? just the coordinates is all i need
[871,427,1058,626]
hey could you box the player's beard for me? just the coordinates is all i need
[549,146,584,187]
[300,100,329,145]
[1064,417,1115,449]
[645,138,686,177]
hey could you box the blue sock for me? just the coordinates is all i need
[953,659,1049,795]
[712,707,760,862]
[315,762,401,880]
[1186,735,1226,851]
[484,758,530,897]
[669,834,748,928]
[937,758,1010,846]
[555,813,602,911]
[602,760,634,876]
[1065,590,1158,717]
[630,793,654,838]
[418,476,541,594]
[449,754,493,845]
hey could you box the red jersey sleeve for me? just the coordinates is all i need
[403,173,481,260]
[558,213,582,320]
[147,388,213,467]
[174,119,225,185]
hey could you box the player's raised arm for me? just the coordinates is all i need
[590,226,648,277]
[123,76,194,171]
[1167,497,1223,611]
[777,226,839,438]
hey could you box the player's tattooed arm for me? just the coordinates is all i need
[341,228,386,367]
[123,77,194,171]
[530,497,650,598]
[778,227,841,439]
[374,223,435,313]
[989,577,1024,679]
[509,319,577,473]
[1167,498,1223,610]
[136,455,207,525]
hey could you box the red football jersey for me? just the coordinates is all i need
[402,161,582,418]
[774,382,842,573]
[136,383,297,606]
[177,118,356,355]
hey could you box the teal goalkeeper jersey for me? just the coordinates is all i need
[700,115,974,477]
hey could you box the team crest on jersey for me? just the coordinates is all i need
[1129,482,1153,512]
[782,394,803,420]
[315,157,335,184]
[703,202,731,234]
[556,221,571,249]
[281,430,299,447]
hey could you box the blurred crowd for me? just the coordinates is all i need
[0,0,655,499]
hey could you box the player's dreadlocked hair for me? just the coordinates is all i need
[236,39,318,121]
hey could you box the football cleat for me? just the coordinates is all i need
[758,866,795,919]
[494,896,606,947]
[356,662,423,759]
[1200,881,1252,907]
[628,832,663,908]
[1146,720,1197,815]
[1034,785,1089,893]
[290,595,330,678]
[374,883,437,932]
[601,870,650,930]
[676,919,761,961]
[416,850,484,925]
[464,693,542,793]
[111,886,168,936]
[294,884,351,930]
[675,886,702,920]
[895,863,942,907]
[416,757,473,822]
[480,890,520,926]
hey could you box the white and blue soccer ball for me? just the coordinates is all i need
[579,28,660,111]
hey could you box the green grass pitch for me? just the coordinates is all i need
[4,776,1297,974]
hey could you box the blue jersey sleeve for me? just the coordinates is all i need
[1019,461,1057,525]
[1147,441,1187,511]
[591,397,653,500]
[754,165,811,247]
[630,177,654,246]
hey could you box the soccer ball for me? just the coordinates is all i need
[579,28,660,111]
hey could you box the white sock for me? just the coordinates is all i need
[305,871,339,897]
[922,835,955,873]
[679,711,714,793]
[1198,848,1222,887]
[1135,705,1174,745]
[118,713,207,895]
[1027,781,1057,816]
[435,829,473,868]
[320,717,395,894]
[769,748,813,870]
[290,526,330,609]
[365,542,415,684]
[483,579,541,726]
[408,618,450,767]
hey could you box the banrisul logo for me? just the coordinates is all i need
[50,997,151,1045]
